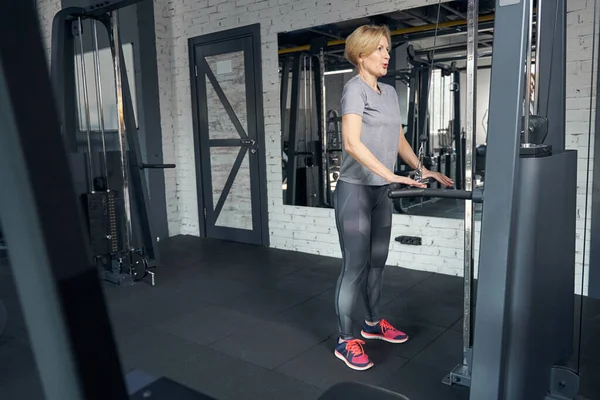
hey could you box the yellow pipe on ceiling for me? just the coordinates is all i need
[278,14,496,55]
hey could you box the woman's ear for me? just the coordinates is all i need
[357,53,363,64]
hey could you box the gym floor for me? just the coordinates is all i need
[1,236,599,399]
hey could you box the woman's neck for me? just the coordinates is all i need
[358,71,379,92]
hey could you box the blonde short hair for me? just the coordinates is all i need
[344,25,392,67]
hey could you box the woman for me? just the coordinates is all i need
[333,25,453,371]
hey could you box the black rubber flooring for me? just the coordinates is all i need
[0,235,599,399]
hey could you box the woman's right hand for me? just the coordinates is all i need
[387,174,427,188]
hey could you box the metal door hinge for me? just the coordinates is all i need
[203,207,206,218]
[195,65,198,77]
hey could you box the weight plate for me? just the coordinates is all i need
[130,252,148,281]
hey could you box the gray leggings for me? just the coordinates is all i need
[333,180,393,340]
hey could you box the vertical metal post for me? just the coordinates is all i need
[523,0,535,143]
[537,0,566,152]
[112,10,133,251]
[470,0,530,395]
[51,8,81,153]
[285,54,301,205]
[534,0,542,114]
[319,49,328,206]
[463,0,478,364]
[405,68,418,150]
[443,0,478,389]
[76,17,95,193]
[92,20,110,190]
[452,71,463,190]
[280,57,291,148]
[419,66,431,149]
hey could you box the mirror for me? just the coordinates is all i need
[277,5,494,220]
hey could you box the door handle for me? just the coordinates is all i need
[240,138,256,146]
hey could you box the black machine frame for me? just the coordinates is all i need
[391,54,466,213]
[389,0,584,398]
[50,0,175,286]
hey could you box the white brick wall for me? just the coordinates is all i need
[36,0,62,64]
[567,0,597,295]
[154,0,181,235]
[34,0,597,295]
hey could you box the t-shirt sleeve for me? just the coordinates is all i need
[341,81,366,117]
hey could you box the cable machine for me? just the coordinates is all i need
[280,43,328,208]
[391,52,463,213]
[389,0,585,397]
[50,0,175,287]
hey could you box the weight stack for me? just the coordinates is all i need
[81,191,122,256]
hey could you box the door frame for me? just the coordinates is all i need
[188,23,269,246]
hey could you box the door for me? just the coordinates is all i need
[190,25,268,246]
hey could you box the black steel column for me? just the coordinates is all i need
[136,0,170,242]
[453,70,463,189]
[470,0,531,395]
[418,66,431,153]
[51,7,84,153]
[537,0,566,152]
[280,56,291,155]
[285,53,301,205]
[405,67,419,150]
[312,53,325,206]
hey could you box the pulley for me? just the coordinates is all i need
[129,250,149,282]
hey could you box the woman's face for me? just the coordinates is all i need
[359,36,390,77]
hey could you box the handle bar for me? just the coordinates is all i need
[388,187,484,204]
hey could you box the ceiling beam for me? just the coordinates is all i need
[278,14,496,55]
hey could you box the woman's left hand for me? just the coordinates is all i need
[422,169,454,187]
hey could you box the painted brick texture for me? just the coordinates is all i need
[36,0,62,64]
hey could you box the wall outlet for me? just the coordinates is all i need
[395,235,422,246]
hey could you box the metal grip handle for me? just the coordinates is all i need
[388,188,484,203]
[139,163,176,169]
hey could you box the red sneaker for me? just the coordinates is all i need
[334,339,374,371]
[361,319,409,344]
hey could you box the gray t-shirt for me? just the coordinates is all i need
[339,75,401,186]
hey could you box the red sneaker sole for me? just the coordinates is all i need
[361,330,409,344]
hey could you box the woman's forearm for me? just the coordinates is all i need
[398,132,422,170]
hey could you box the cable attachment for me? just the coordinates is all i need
[414,134,429,183]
